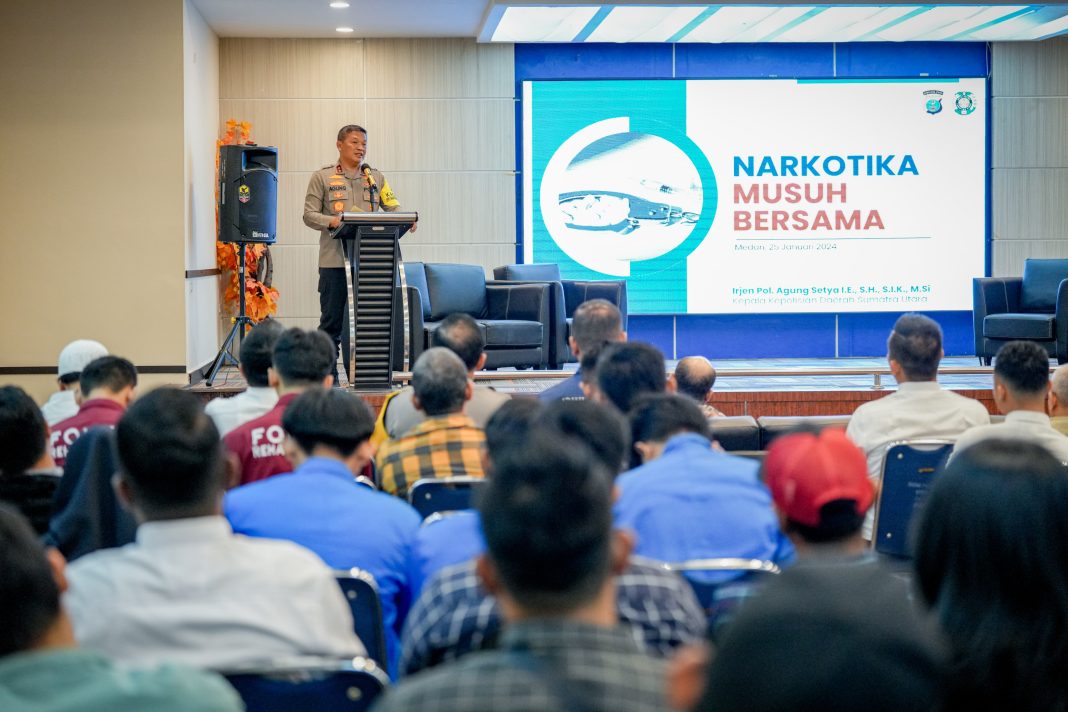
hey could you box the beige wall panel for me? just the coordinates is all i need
[993,240,1068,276]
[993,169,1068,240]
[402,244,517,274]
[379,171,515,246]
[3,374,188,408]
[219,99,368,173]
[365,39,514,99]
[363,99,515,171]
[269,245,321,319]
[275,317,322,332]
[992,39,1068,98]
[277,172,323,246]
[220,39,365,100]
[992,97,1068,169]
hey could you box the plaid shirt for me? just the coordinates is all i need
[400,555,706,677]
[377,413,486,498]
[376,620,667,712]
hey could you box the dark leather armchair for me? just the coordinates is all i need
[393,262,551,369]
[492,263,628,369]
[973,258,1068,364]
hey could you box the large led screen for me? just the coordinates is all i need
[522,78,987,314]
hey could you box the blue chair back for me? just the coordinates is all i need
[873,440,953,559]
[408,477,485,519]
[334,569,387,671]
[666,558,781,638]
[223,659,388,712]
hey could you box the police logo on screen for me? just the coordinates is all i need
[922,89,943,115]
[238,184,251,203]
[954,91,976,116]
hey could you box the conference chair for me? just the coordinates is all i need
[354,475,376,490]
[334,568,388,671]
[664,558,781,637]
[757,415,852,449]
[708,416,760,451]
[492,263,629,368]
[973,257,1068,364]
[872,440,953,559]
[408,477,485,519]
[222,657,388,712]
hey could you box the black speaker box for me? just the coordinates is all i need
[219,144,278,244]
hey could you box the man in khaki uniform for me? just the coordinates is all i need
[303,124,407,382]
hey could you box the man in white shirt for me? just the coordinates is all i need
[952,340,1068,462]
[40,339,108,426]
[204,320,282,437]
[846,314,989,538]
[65,387,362,670]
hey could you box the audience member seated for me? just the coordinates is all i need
[614,394,794,581]
[377,348,485,498]
[672,355,726,418]
[0,386,61,535]
[40,339,108,427]
[915,439,1068,710]
[204,319,283,436]
[846,313,989,537]
[65,388,362,669]
[0,506,243,712]
[378,427,669,711]
[539,299,626,402]
[375,313,510,443]
[952,339,1068,461]
[593,341,671,413]
[224,327,335,485]
[400,400,704,677]
[225,387,421,676]
[1048,363,1068,436]
[49,356,137,469]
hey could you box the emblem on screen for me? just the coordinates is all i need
[954,91,976,116]
[922,89,943,115]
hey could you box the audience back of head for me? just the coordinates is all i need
[57,339,108,387]
[239,319,285,388]
[282,388,374,458]
[887,313,943,381]
[272,328,336,387]
[571,298,624,359]
[541,399,630,475]
[80,356,138,399]
[411,347,469,417]
[993,339,1050,402]
[914,438,1068,710]
[483,397,543,470]
[0,504,59,657]
[596,342,666,413]
[629,393,710,467]
[431,313,485,372]
[673,356,716,403]
[0,386,48,477]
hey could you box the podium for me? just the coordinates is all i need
[332,211,417,390]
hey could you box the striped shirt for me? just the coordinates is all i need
[377,413,486,498]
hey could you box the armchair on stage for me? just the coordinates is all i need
[392,263,553,370]
[973,258,1068,364]
[492,263,629,369]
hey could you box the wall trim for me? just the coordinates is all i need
[0,365,187,375]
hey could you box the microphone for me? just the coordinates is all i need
[361,163,379,211]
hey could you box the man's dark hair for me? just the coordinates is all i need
[240,319,285,388]
[629,393,710,469]
[914,439,1068,709]
[337,124,367,141]
[432,313,484,371]
[596,342,666,413]
[412,347,468,417]
[116,388,225,514]
[788,500,866,544]
[993,340,1051,397]
[484,398,542,470]
[273,328,336,386]
[540,399,630,475]
[58,372,80,387]
[571,299,623,358]
[887,313,942,381]
[674,356,717,402]
[0,505,60,656]
[479,426,614,614]
[0,386,48,477]
[282,388,374,458]
[79,356,137,397]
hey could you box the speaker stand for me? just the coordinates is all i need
[206,242,255,387]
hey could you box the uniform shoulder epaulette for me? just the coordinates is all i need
[321,163,335,170]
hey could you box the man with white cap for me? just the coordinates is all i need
[40,340,108,426]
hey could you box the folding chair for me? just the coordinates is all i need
[334,569,388,671]
[665,558,781,637]
[407,477,485,519]
[354,476,376,490]
[872,440,953,559]
[222,658,388,712]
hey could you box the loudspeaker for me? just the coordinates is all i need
[219,144,278,244]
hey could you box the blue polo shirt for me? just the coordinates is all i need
[410,511,485,597]
[224,457,421,676]
[614,434,795,582]
[538,371,584,402]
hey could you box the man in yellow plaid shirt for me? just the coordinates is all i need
[377,348,486,499]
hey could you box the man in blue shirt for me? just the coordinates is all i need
[615,394,794,582]
[225,388,421,677]
[539,299,625,402]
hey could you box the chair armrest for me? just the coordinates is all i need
[485,282,551,323]
[392,285,426,369]
[488,279,567,367]
[1057,279,1068,362]
[973,276,1022,353]
[561,280,629,328]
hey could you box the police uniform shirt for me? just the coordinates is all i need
[303,163,401,269]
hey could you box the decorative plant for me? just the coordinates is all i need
[216,119,279,324]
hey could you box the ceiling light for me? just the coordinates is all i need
[330,1,350,7]
[336,26,354,33]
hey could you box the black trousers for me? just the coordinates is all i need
[318,267,349,382]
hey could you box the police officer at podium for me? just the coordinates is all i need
[303,124,411,383]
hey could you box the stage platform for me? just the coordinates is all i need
[189,356,998,419]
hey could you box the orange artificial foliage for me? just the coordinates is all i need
[216,119,279,326]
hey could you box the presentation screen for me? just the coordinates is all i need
[522,78,987,314]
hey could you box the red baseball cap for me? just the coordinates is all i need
[764,428,874,527]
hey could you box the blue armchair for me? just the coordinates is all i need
[973,258,1068,364]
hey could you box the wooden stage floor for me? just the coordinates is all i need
[189,356,999,419]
